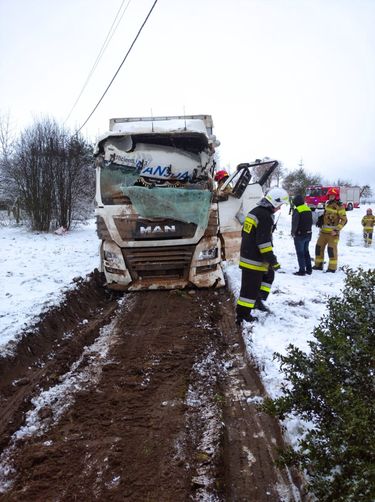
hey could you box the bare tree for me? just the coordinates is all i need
[11,121,55,230]
[360,185,373,199]
[8,118,94,231]
[0,112,16,208]
[52,133,94,229]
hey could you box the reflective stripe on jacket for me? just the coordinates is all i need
[239,205,278,271]
[291,203,312,236]
[361,215,375,231]
[321,200,347,234]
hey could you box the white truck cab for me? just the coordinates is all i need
[94,115,277,290]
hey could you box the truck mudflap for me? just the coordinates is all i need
[100,236,225,291]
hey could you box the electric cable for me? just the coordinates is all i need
[76,0,158,134]
[65,0,131,125]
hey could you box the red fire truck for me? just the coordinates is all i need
[305,185,360,211]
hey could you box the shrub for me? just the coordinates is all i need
[263,267,375,501]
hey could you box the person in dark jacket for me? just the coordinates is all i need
[236,187,289,325]
[291,194,313,276]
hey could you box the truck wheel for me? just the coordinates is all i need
[347,203,353,211]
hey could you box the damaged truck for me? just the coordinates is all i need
[94,115,277,290]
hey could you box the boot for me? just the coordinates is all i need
[325,269,336,273]
[312,265,323,270]
[236,312,258,325]
[293,270,305,276]
[254,298,271,312]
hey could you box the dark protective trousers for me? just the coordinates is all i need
[364,231,373,246]
[294,234,312,273]
[315,233,339,271]
[236,267,275,319]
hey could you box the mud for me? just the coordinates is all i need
[0,275,306,501]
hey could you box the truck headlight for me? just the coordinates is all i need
[104,250,123,268]
[198,247,218,260]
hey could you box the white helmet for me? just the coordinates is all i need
[265,187,289,208]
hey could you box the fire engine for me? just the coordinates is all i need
[305,185,360,211]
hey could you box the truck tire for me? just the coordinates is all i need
[347,203,353,211]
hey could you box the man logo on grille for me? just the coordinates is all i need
[140,225,176,234]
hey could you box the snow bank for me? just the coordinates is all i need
[0,220,99,351]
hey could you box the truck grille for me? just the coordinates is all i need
[113,217,197,240]
[122,245,195,280]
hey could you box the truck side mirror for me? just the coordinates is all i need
[231,167,252,199]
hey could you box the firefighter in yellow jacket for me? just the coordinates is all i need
[362,208,375,246]
[312,187,347,273]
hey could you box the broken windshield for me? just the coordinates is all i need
[100,163,212,228]
[121,186,212,228]
[100,164,140,204]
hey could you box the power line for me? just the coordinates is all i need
[65,0,131,124]
[76,0,159,134]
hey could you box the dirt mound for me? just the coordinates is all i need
[0,270,113,386]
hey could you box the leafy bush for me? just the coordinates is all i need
[263,268,375,501]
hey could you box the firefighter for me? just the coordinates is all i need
[362,208,375,246]
[236,187,289,324]
[214,170,231,192]
[214,170,233,201]
[312,187,347,273]
[291,194,313,275]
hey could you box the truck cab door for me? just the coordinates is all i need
[217,167,263,262]
[217,161,278,262]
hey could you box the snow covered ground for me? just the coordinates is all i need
[0,204,374,447]
[225,203,374,447]
[0,219,99,349]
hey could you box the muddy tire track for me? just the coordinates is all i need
[0,281,306,501]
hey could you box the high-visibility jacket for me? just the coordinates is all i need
[291,203,312,236]
[239,205,278,272]
[320,200,347,234]
[361,214,375,231]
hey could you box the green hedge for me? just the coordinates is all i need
[263,268,375,501]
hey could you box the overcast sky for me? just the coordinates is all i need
[1,0,374,186]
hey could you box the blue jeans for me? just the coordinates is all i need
[294,234,312,273]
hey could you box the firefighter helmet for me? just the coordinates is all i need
[214,170,229,182]
[265,187,289,208]
[327,187,339,198]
